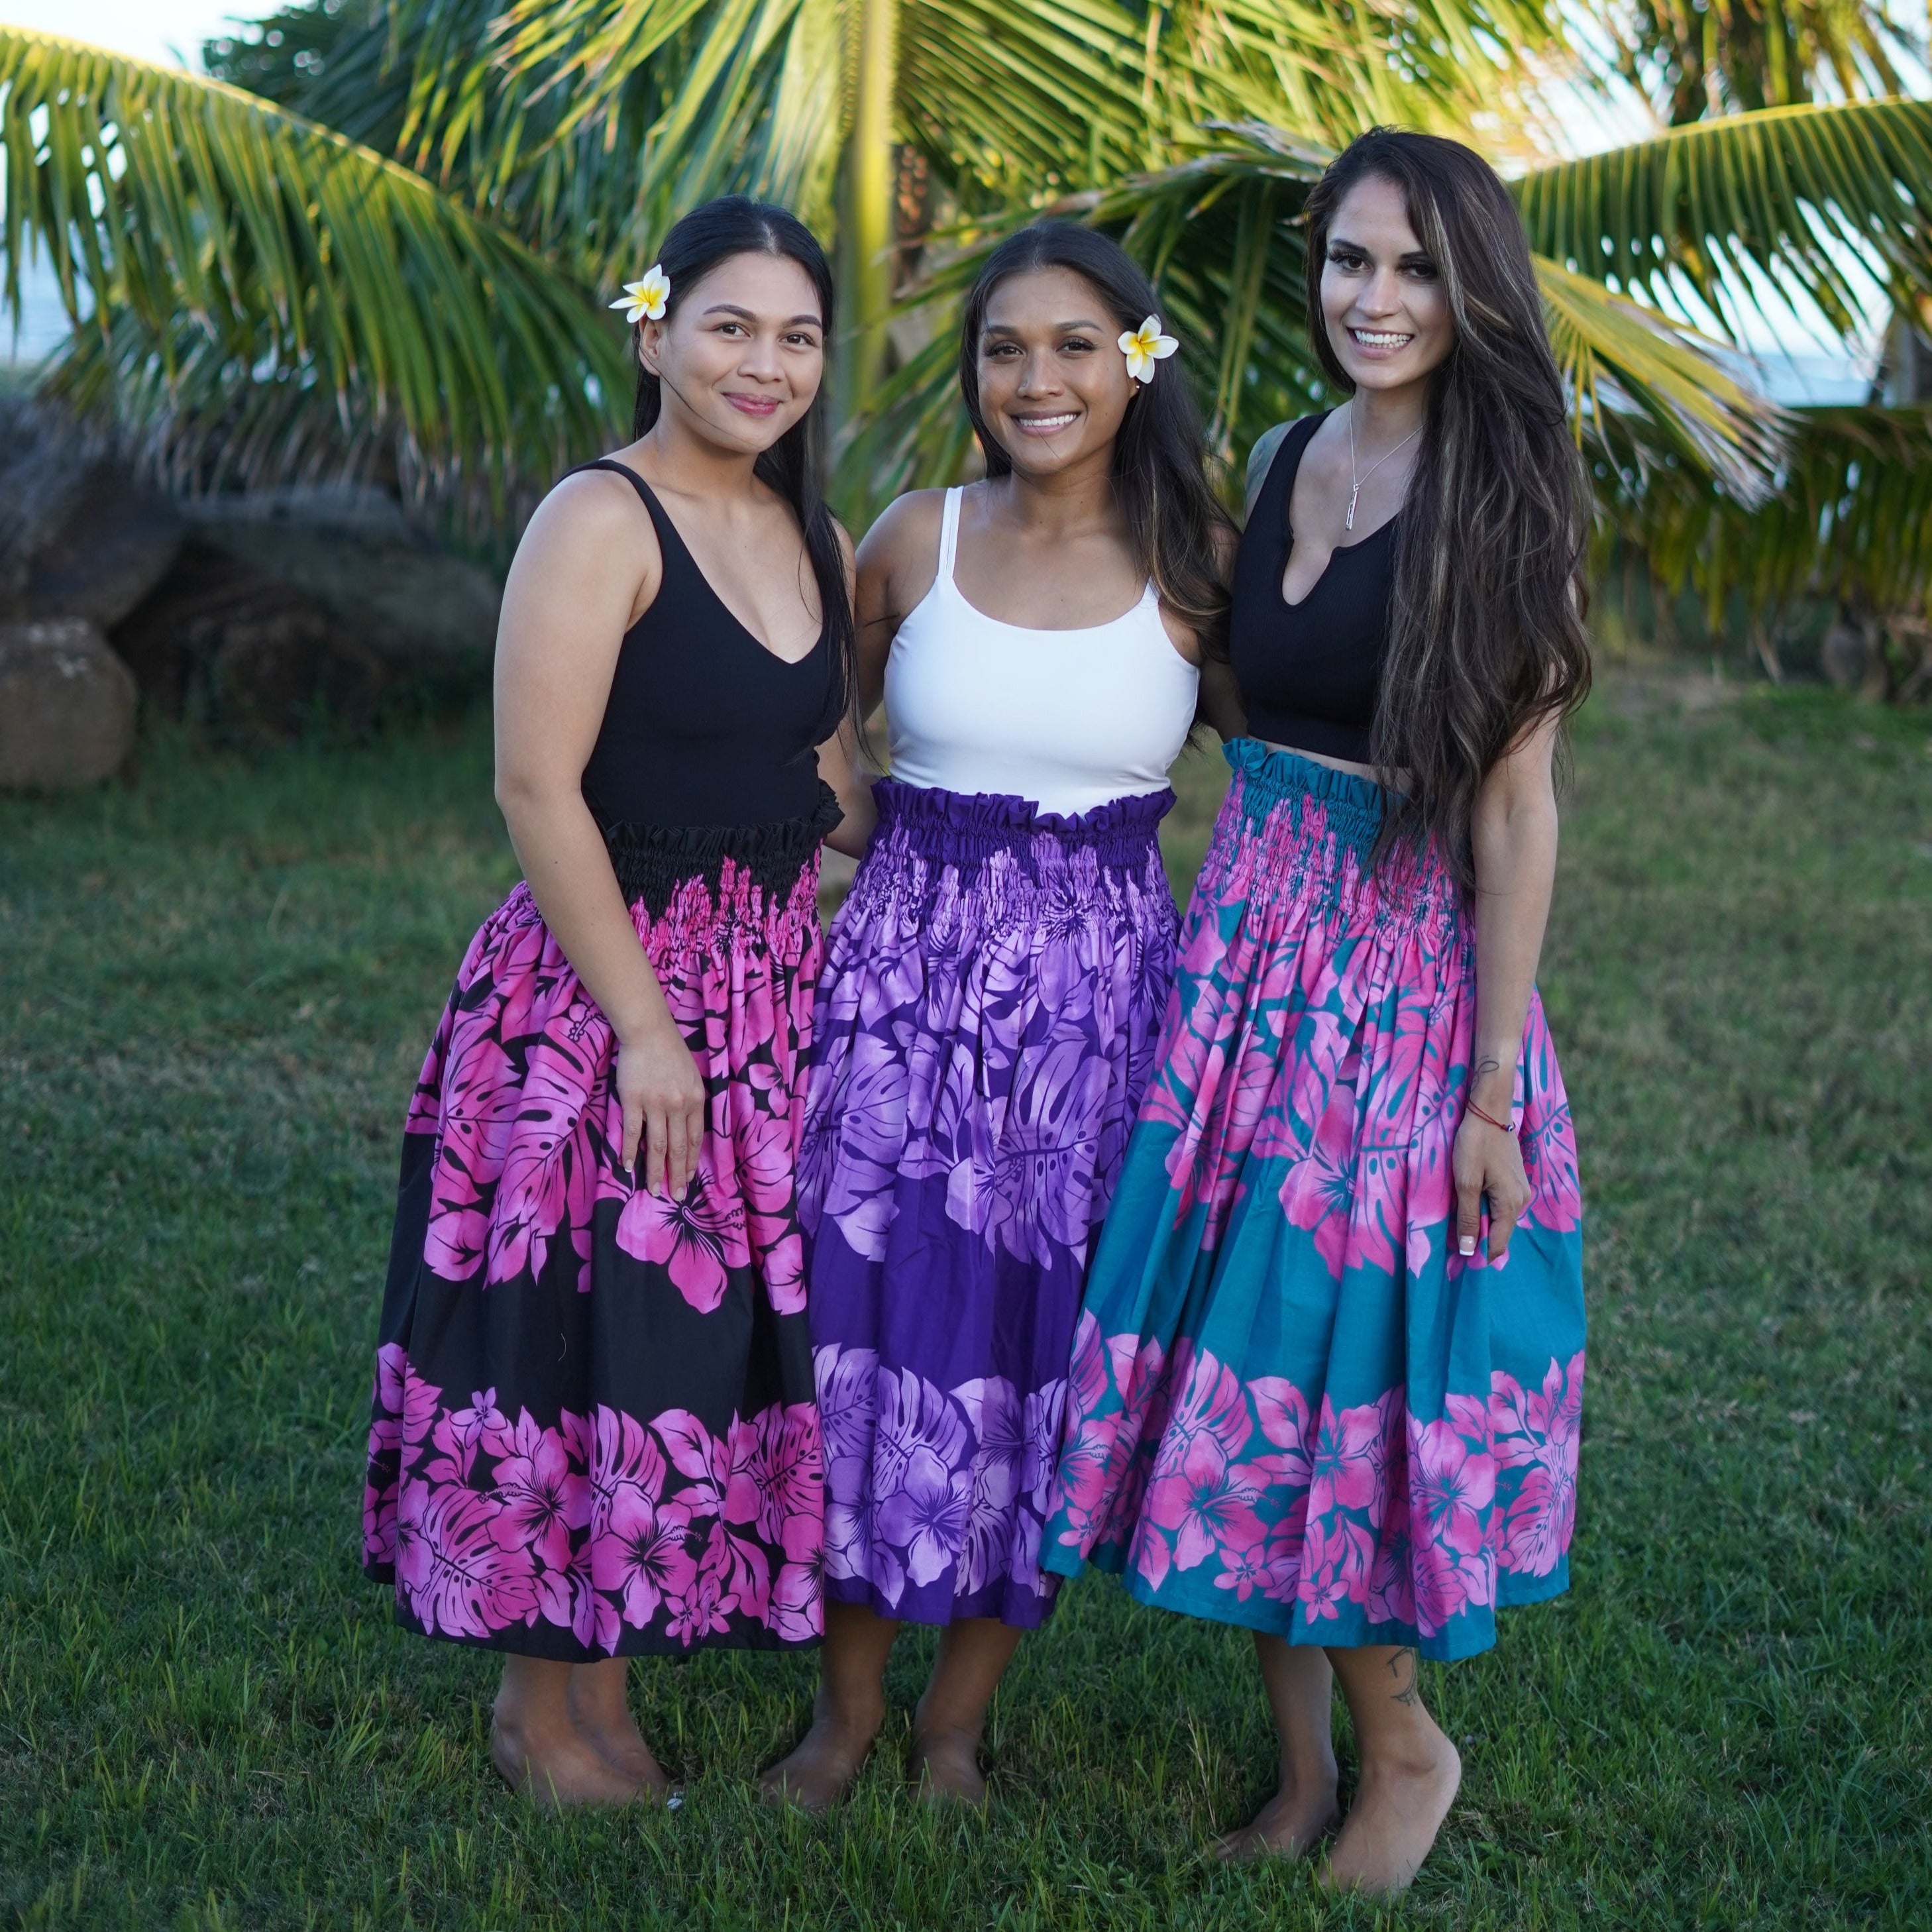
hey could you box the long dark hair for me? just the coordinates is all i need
[626,196,855,716]
[958,223,1233,653]
[1303,131,1593,884]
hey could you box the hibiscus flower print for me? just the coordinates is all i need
[615,1171,749,1315]
[593,1484,696,1633]
[1297,1515,1374,1623]
[664,1552,733,1648]
[1366,1484,1416,1628]
[1409,1416,1497,1559]
[1279,1091,1358,1281]
[877,1444,974,1589]
[484,1409,589,1574]
[1307,1394,1393,1520]
[1144,1428,1267,1574]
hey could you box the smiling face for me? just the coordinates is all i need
[1319,174,1456,398]
[975,265,1138,477]
[639,250,826,454]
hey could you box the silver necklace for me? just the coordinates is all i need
[1346,401,1421,531]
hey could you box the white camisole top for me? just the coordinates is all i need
[884,487,1201,818]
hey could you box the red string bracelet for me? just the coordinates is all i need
[1466,1098,1516,1134]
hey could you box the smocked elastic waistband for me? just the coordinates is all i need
[1222,737,1390,849]
[871,777,1173,865]
[595,783,841,918]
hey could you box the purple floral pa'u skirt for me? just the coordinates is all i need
[797,780,1179,1627]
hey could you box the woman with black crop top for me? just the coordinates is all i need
[360,199,873,1807]
[1040,133,1593,1892]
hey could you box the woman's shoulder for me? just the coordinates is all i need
[856,486,951,567]
[516,460,661,577]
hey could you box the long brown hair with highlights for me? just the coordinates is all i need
[1303,131,1593,883]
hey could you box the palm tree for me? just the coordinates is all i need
[2,0,1928,633]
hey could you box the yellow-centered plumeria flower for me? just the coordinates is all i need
[610,264,671,324]
[1119,314,1179,383]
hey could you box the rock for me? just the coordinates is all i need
[183,490,502,678]
[112,539,394,739]
[0,619,138,790]
[0,398,185,628]
[113,488,501,737]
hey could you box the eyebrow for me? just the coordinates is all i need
[980,318,1110,335]
[700,302,825,327]
[1328,235,1433,265]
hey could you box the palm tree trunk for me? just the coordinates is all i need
[834,0,898,435]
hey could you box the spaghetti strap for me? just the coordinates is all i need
[935,486,963,594]
[575,456,658,514]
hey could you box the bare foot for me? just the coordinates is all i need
[567,1672,671,1801]
[759,1701,885,1813]
[1214,1777,1342,1862]
[490,1705,649,1809]
[908,1721,987,1806]
[1320,1729,1462,1895]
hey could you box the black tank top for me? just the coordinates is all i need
[576,460,846,831]
[1229,413,1396,764]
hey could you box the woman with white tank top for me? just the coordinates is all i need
[762,225,1243,1811]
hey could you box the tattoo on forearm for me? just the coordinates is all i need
[1473,1057,1501,1081]
[1387,1648,1421,1706]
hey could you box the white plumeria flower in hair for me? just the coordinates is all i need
[610,264,672,324]
[1120,314,1179,384]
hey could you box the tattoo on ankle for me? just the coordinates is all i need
[1387,1648,1421,1706]
[1473,1056,1501,1082]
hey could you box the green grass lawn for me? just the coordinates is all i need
[3,677,1929,1930]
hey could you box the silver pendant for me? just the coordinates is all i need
[1346,485,1360,532]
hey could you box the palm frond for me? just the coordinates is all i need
[1613,403,1932,623]
[1172,0,1568,154]
[1006,127,1787,490]
[1516,95,1932,339]
[1536,256,1786,500]
[0,26,627,518]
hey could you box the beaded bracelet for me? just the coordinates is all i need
[1466,1098,1516,1134]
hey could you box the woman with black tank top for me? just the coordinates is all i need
[360,199,871,1807]
[1040,133,1592,1892]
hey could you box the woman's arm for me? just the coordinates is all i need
[1452,712,1561,1261]
[493,472,707,1201]
[853,498,918,717]
[820,719,877,859]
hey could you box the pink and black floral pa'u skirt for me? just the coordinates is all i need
[362,799,839,1659]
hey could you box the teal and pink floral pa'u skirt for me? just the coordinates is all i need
[1039,741,1584,1660]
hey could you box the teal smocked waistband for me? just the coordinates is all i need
[1222,736,1389,853]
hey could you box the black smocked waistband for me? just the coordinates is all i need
[593,782,842,918]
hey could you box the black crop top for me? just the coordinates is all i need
[1228,412,1396,764]
[576,460,846,832]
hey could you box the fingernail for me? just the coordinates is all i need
[1458,1237,1476,1257]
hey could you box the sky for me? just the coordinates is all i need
[5,0,246,68]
